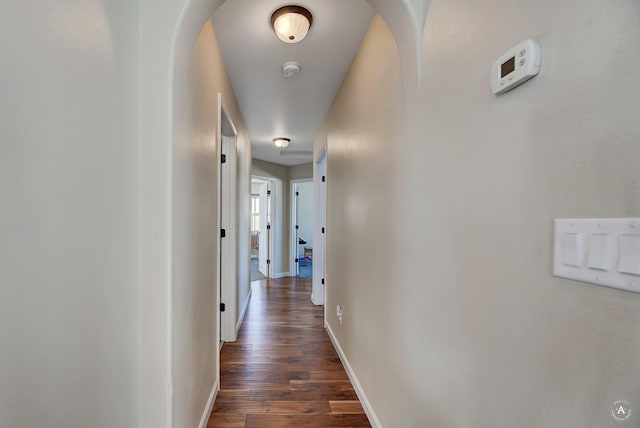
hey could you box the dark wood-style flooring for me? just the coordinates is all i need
[207,277,371,428]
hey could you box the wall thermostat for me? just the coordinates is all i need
[491,39,541,95]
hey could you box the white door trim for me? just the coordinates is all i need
[312,148,327,305]
[290,178,313,276]
[251,175,277,278]
[254,180,269,277]
[219,95,239,344]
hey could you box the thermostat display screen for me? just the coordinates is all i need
[501,57,515,78]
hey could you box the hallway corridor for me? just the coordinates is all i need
[207,278,371,427]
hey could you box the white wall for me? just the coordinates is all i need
[289,162,313,181]
[319,3,640,427]
[251,181,264,194]
[0,1,140,427]
[172,19,250,428]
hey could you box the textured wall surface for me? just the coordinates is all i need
[319,1,640,426]
[0,1,140,427]
[289,162,314,181]
[172,19,250,428]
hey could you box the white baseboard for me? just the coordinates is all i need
[325,321,382,428]
[236,288,252,336]
[273,271,291,279]
[197,380,219,428]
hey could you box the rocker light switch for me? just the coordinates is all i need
[618,235,640,275]
[587,234,612,271]
[561,233,582,267]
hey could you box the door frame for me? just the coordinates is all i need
[312,148,327,305]
[252,178,269,277]
[289,178,313,277]
[218,95,238,344]
[251,175,277,278]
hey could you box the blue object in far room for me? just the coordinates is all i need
[298,259,312,278]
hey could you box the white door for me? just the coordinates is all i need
[220,136,237,341]
[218,97,238,343]
[220,140,228,341]
[293,183,299,276]
[313,154,326,305]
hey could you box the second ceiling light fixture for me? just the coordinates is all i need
[273,138,291,148]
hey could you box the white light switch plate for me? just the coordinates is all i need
[554,218,640,293]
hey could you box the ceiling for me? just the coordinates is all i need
[212,0,375,166]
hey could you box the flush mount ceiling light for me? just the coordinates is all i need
[271,5,313,44]
[273,137,291,148]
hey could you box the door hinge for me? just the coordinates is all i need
[220,229,226,238]
[295,225,299,229]
[220,303,226,312]
[221,154,226,164]
[267,259,271,265]
[321,227,325,234]
[296,191,299,196]
[321,278,325,285]
[267,190,271,195]
[294,258,299,263]
[267,224,271,230]
[322,175,325,182]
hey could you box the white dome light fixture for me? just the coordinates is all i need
[273,137,291,148]
[271,6,313,44]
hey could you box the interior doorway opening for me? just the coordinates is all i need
[291,180,314,278]
[250,177,273,281]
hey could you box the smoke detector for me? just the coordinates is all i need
[282,61,301,78]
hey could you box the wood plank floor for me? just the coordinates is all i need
[207,277,371,428]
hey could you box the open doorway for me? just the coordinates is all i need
[250,178,272,281]
[291,180,314,278]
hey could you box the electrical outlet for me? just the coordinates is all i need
[336,304,343,325]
